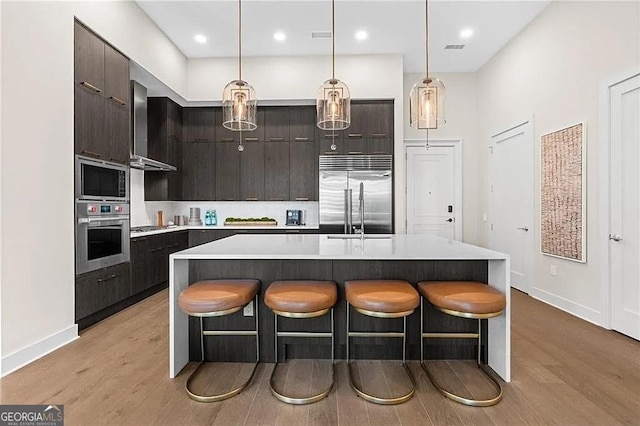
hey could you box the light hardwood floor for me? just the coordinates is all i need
[1,289,639,425]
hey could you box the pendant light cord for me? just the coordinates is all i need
[238,0,242,81]
[425,0,429,79]
[332,0,335,80]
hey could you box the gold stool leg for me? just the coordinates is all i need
[269,309,335,405]
[421,308,503,407]
[346,303,416,405]
[185,297,260,403]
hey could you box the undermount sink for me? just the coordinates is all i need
[326,235,392,240]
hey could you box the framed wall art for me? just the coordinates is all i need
[540,122,586,262]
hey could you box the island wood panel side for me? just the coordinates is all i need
[187,259,487,363]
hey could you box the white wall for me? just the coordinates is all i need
[403,72,481,245]
[0,0,187,374]
[477,0,640,325]
[188,54,407,231]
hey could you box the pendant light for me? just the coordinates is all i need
[316,0,350,131]
[222,0,257,132]
[409,0,446,129]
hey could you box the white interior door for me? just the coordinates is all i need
[406,144,460,239]
[489,121,534,293]
[609,74,640,340]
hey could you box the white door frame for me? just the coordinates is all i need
[404,139,463,240]
[598,67,640,329]
[488,118,534,294]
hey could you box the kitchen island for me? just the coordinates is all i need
[169,234,510,381]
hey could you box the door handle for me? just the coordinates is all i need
[446,218,454,223]
[517,226,529,231]
[609,234,622,242]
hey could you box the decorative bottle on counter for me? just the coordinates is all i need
[204,211,211,226]
[210,210,217,225]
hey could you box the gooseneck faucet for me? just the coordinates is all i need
[358,182,365,240]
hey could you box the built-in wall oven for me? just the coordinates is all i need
[75,155,130,275]
[76,201,130,275]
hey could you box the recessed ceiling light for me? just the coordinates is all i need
[194,34,207,44]
[459,28,474,39]
[274,32,286,42]
[355,30,368,41]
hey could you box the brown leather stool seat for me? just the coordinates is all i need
[265,280,337,315]
[179,279,260,315]
[345,280,418,405]
[418,281,506,316]
[418,280,505,407]
[178,279,261,403]
[267,280,338,405]
[346,280,419,316]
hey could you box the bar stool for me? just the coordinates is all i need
[418,281,506,407]
[345,280,419,405]
[178,279,260,402]
[265,280,337,405]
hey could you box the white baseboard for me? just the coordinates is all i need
[530,287,603,327]
[2,325,78,377]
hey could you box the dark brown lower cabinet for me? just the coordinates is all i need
[75,262,131,321]
[131,231,189,295]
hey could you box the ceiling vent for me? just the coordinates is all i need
[445,44,465,50]
[312,31,332,39]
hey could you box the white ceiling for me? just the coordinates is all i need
[135,0,550,73]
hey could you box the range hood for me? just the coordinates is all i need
[130,80,177,172]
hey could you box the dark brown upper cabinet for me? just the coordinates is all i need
[146,98,182,201]
[290,105,316,142]
[104,44,130,109]
[182,140,215,201]
[264,142,290,201]
[183,108,216,143]
[264,107,290,141]
[240,142,265,201]
[74,21,130,164]
[289,140,316,201]
[215,142,240,201]
[74,21,105,93]
[365,101,394,140]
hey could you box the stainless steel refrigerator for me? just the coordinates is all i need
[319,155,393,234]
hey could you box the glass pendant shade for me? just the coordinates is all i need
[222,79,257,131]
[317,78,351,131]
[409,77,446,129]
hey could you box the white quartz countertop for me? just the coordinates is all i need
[170,234,508,261]
[130,224,319,238]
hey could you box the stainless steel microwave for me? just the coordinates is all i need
[75,155,129,202]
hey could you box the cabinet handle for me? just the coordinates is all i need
[269,137,284,141]
[81,150,101,158]
[109,96,126,106]
[371,133,387,138]
[286,229,300,233]
[348,151,364,155]
[295,197,309,201]
[372,151,388,155]
[324,151,339,155]
[224,198,235,201]
[97,274,117,283]
[294,137,309,141]
[245,197,259,201]
[269,197,284,201]
[168,243,180,248]
[80,81,102,93]
[149,247,164,253]
[348,134,363,139]
[221,137,235,142]
[195,138,209,143]
[324,134,339,139]
[245,137,259,141]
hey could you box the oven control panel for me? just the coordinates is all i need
[80,202,129,217]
